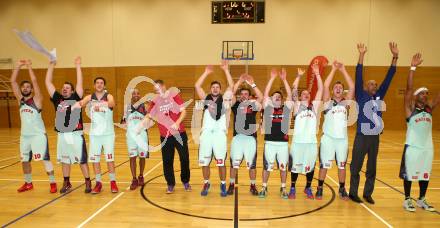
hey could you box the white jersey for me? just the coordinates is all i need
[20,97,46,136]
[201,94,227,132]
[293,104,317,143]
[405,105,433,149]
[125,103,148,136]
[89,93,115,136]
[322,99,348,139]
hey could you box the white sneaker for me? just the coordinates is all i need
[416,197,436,212]
[403,198,416,212]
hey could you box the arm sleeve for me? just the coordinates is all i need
[377,65,397,99]
[355,64,365,101]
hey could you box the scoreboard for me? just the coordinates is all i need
[212,1,265,24]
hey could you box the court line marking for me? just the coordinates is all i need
[326,175,393,228]
[77,161,163,228]
[0,178,132,184]
[0,156,18,162]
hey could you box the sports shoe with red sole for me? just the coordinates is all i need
[84,179,92,193]
[110,181,119,193]
[91,181,103,194]
[60,182,72,194]
[17,182,33,192]
[50,183,57,193]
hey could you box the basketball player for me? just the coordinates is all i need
[349,42,398,204]
[195,61,234,197]
[227,73,263,196]
[316,61,354,200]
[142,80,191,193]
[400,53,437,212]
[11,59,57,193]
[45,57,92,193]
[259,68,293,199]
[289,64,323,200]
[72,77,118,194]
[121,88,149,190]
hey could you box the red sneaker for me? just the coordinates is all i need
[50,182,58,193]
[17,182,33,192]
[110,181,119,193]
[91,181,103,194]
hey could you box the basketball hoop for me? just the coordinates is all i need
[232,49,243,61]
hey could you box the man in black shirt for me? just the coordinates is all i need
[227,74,263,196]
[45,57,91,193]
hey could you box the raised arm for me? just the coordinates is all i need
[323,61,338,102]
[233,74,246,94]
[355,43,367,99]
[45,61,56,97]
[405,53,423,116]
[312,63,324,102]
[25,60,43,107]
[195,65,213,99]
[246,74,263,105]
[10,60,25,102]
[339,62,355,100]
[280,68,292,102]
[220,60,234,90]
[72,94,92,110]
[291,68,305,103]
[263,69,278,107]
[377,42,398,98]
[75,57,84,98]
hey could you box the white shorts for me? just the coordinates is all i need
[263,141,289,171]
[126,131,149,158]
[20,134,49,162]
[89,134,115,162]
[57,131,87,164]
[400,144,433,181]
[290,142,318,174]
[230,134,257,169]
[198,130,227,166]
[319,134,348,169]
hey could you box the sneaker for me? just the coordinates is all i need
[339,188,349,200]
[227,183,235,195]
[288,187,296,199]
[280,187,288,199]
[259,187,267,198]
[250,184,258,196]
[110,181,119,193]
[315,187,323,200]
[183,182,192,192]
[60,181,72,194]
[304,187,314,199]
[17,182,33,192]
[130,178,138,190]
[91,181,102,194]
[138,176,144,186]
[349,194,363,203]
[363,195,375,204]
[166,185,175,194]
[416,197,436,212]
[84,179,92,193]
[201,182,210,196]
[220,183,227,197]
[403,198,416,212]
[50,183,57,193]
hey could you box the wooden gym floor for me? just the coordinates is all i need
[0,127,439,227]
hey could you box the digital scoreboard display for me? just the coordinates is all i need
[212,1,265,24]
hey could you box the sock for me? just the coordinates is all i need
[339,182,345,189]
[250,180,256,185]
[404,180,412,199]
[24,173,32,183]
[109,173,116,181]
[48,174,56,183]
[204,179,210,184]
[95,173,102,182]
[281,183,286,188]
[221,181,226,185]
[230,178,235,184]
[318,180,324,187]
[262,183,267,187]
[305,171,314,188]
[419,180,429,199]
[64,176,70,182]
[291,172,298,188]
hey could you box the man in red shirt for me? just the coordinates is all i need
[144,80,191,193]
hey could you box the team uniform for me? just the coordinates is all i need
[125,104,149,158]
[262,105,291,172]
[51,91,87,164]
[230,100,258,169]
[291,104,318,174]
[400,105,433,181]
[198,94,228,167]
[19,97,49,162]
[320,99,349,170]
[88,93,115,162]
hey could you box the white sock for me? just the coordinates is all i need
[95,173,102,182]
[281,183,286,188]
[221,181,226,185]
[204,179,210,184]
[230,178,235,184]
[109,173,116,181]
[24,173,32,183]
[250,180,256,185]
[262,183,267,187]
